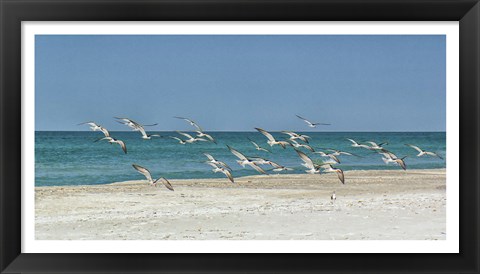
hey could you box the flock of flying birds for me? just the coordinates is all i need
[79,115,444,191]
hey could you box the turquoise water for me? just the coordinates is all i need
[35,131,446,186]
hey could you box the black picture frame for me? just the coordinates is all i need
[1,1,479,273]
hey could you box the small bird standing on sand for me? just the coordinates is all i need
[405,144,444,159]
[296,115,331,128]
[132,164,174,191]
[331,191,336,203]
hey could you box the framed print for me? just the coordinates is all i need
[1,0,479,273]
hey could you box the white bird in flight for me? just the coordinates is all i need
[247,137,271,153]
[319,164,345,185]
[78,121,110,137]
[281,131,311,143]
[313,150,341,164]
[206,162,234,183]
[268,161,294,173]
[132,164,174,191]
[176,131,208,144]
[195,131,216,144]
[255,128,291,149]
[204,153,231,170]
[366,141,388,150]
[378,149,407,170]
[405,144,443,159]
[115,117,158,130]
[346,138,371,149]
[296,115,331,128]
[289,139,315,152]
[96,136,127,154]
[115,117,160,139]
[174,116,216,143]
[295,149,321,174]
[137,126,161,140]
[174,116,203,131]
[227,145,267,175]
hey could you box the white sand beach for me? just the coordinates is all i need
[35,169,446,240]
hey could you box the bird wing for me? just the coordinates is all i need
[174,116,202,131]
[255,128,276,142]
[378,149,397,159]
[117,140,127,154]
[249,163,267,174]
[432,152,444,159]
[218,161,232,170]
[250,140,260,149]
[227,145,248,160]
[137,126,148,137]
[295,149,315,169]
[269,161,283,169]
[336,170,345,184]
[329,154,340,163]
[260,147,271,153]
[303,144,315,152]
[100,127,110,137]
[204,153,215,161]
[206,162,219,169]
[396,159,407,170]
[132,164,152,181]
[78,121,98,126]
[319,163,332,169]
[347,138,359,145]
[177,131,194,139]
[281,131,296,137]
[202,133,216,143]
[156,177,174,191]
[406,144,423,153]
[222,169,235,183]
[170,136,184,142]
[296,114,310,123]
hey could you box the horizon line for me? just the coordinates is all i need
[35,130,447,133]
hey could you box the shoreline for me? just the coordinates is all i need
[36,168,446,240]
[35,168,446,189]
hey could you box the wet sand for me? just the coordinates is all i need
[35,169,446,240]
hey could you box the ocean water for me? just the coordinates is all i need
[35,131,446,186]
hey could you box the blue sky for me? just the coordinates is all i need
[35,35,446,132]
